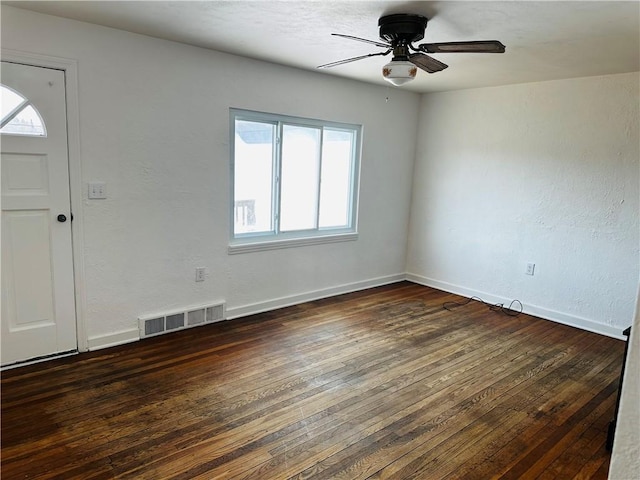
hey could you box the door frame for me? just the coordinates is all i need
[2,49,88,354]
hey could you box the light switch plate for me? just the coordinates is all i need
[88,182,107,199]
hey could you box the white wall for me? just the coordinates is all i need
[1,6,420,347]
[407,73,639,337]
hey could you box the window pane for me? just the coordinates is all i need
[1,85,26,120]
[280,125,321,232]
[0,104,46,136]
[319,129,354,228]
[234,120,275,235]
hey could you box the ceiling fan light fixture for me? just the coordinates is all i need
[382,59,417,86]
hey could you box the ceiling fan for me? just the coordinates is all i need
[318,14,505,86]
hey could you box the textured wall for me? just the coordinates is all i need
[1,6,419,345]
[407,73,639,336]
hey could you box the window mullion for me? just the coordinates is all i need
[0,99,30,129]
[315,128,324,230]
[273,122,283,234]
[347,131,357,229]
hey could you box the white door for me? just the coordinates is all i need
[1,61,77,366]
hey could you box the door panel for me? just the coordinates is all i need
[1,61,77,365]
[2,153,50,195]
[4,211,55,329]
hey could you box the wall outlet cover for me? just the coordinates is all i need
[195,267,206,282]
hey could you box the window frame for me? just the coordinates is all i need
[229,108,361,254]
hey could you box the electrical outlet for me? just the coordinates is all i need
[195,267,206,282]
[525,263,535,276]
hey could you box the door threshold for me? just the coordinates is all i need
[1,350,78,371]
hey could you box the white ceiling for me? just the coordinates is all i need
[6,1,640,93]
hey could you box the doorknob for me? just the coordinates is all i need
[57,214,67,223]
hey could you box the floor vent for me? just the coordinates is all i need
[139,301,226,339]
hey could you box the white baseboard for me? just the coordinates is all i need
[405,273,626,340]
[87,328,140,351]
[225,273,406,320]
[84,272,626,352]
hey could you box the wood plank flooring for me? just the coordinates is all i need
[1,282,625,479]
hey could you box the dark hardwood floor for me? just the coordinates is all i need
[1,282,625,479]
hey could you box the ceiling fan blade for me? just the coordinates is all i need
[317,50,391,69]
[408,53,448,74]
[417,40,506,54]
[331,33,391,49]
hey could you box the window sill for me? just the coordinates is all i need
[228,232,358,254]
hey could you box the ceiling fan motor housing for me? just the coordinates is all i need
[378,14,428,45]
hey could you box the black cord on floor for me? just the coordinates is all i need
[443,296,523,317]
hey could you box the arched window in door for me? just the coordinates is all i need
[1,84,47,136]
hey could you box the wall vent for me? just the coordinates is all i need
[138,301,225,339]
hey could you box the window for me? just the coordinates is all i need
[1,84,46,136]
[230,109,361,252]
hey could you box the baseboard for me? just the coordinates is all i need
[84,272,625,352]
[87,328,140,351]
[225,273,406,320]
[405,273,626,340]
